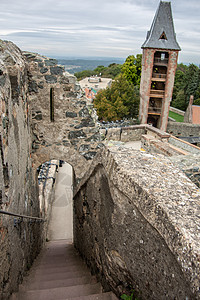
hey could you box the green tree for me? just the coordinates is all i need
[172,90,186,111]
[172,63,200,111]
[94,65,106,75]
[184,64,199,105]
[74,69,95,80]
[93,74,139,121]
[121,54,142,86]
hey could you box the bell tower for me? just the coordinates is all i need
[139,1,181,131]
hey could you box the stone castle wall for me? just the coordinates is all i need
[0,41,43,299]
[25,51,103,181]
[74,145,200,300]
[0,40,104,298]
[167,121,200,137]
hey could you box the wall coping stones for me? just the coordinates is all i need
[169,136,200,154]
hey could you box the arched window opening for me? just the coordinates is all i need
[50,88,54,122]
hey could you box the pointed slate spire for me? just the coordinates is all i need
[142,1,181,50]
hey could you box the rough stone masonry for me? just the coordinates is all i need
[74,144,200,300]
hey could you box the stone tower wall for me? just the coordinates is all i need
[139,48,154,124]
[160,50,179,131]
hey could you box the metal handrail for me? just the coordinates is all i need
[0,210,45,221]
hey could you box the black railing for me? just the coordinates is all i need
[0,210,45,222]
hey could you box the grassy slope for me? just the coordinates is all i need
[169,111,184,122]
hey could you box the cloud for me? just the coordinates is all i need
[0,0,199,63]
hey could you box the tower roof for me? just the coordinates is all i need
[142,1,181,51]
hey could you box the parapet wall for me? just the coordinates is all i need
[74,145,200,300]
[167,121,200,137]
[101,124,170,143]
[169,106,185,116]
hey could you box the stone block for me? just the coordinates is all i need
[45,75,57,84]
[29,80,38,93]
[44,59,58,66]
[68,130,87,139]
[83,151,97,160]
[50,66,64,75]
[79,144,90,153]
[66,112,77,118]
[85,133,100,142]
[79,106,90,118]
[40,67,48,74]
[0,74,6,87]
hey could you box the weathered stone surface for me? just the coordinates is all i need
[85,132,100,142]
[74,145,200,300]
[0,41,43,300]
[75,117,95,129]
[66,112,77,118]
[62,140,70,147]
[32,111,42,120]
[40,67,48,74]
[44,75,57,83]
[50,66,64,75]
[29,80,38,93]
[44,59,57,66]
[167,121,200,137]
[79,144,90,153]
[0,74,6,87]
[79,106,90,117]
[68,130,87,140]
[38,81,44,89]
[83,151,97,160]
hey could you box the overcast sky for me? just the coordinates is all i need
[0,0,199,64]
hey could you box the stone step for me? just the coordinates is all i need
[10,241,118,300]
[66,292,118,300]
[16,283,102,300]
[33,264,89,276]
[29,269,91,282]
[35,258,87,270]
[23,275,97,291]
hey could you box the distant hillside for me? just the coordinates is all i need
[56,58,125,74]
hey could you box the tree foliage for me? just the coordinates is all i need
[121,54,142,86]
[93,74,139,121]
[75,63,122,80]
[171,63,200,111]
[74,69,96,80]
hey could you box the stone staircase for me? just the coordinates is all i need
[10,240,118,300]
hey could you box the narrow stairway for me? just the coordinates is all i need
[10,162,118,299]
[11,239,118,300]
